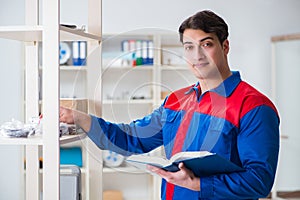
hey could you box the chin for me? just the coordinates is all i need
[194,72,205,80]
[191,67,204,77]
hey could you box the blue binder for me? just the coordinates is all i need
[60,147,83,167]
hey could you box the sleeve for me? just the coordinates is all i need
[86,105,164,156]
[199,105,280,199]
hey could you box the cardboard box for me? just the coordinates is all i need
[103,190,123,200]
[60,99,88,113]
[161,91,170,100]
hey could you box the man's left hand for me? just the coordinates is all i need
[147,162,200,191]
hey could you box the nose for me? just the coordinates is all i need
[184,44,206,64]
[193,45,206,60]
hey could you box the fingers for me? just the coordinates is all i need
[148,162,200,191]
[59,106,72,123]
[147,165,167,175]
[178,162,189,173]
[178,162,185,169]
[178,162,194,177]
[146,165,158,171]
[147,164,179,184]
[59,107,65,122]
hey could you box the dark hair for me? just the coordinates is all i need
[179,10,229,44]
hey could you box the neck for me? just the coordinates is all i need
[199,70,232,93]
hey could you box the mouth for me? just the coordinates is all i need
[192,62,209,68]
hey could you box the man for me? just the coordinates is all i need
[60,10,280,200]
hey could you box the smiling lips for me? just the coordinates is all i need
[193,62,209,68]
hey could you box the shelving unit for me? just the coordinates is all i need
[101,31,197,118]
[0,0,102,199]
[101,31,197,200]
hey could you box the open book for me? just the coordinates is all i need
[126,151,244,177]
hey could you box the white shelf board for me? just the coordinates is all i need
[60,97,88,101]
[60,25,101,41]
[60,66,87,71]
[160,65,189,71]
[103,64,187,71]
[0,133,85,146]
[102,99,153,105]
[40,66,87,71]
[0,135,43,145]
[60,133,86,145]
[0,25,101,42]
[0,25,42,42]
[33,167,87,174]
[102,65,154,71]
[59,166,87,174]
[103,166,147,174]
[103,29,179,37]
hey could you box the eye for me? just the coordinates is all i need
[201,42,213,48]
[184,45,194,51]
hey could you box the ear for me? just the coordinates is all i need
[222,39,230,55]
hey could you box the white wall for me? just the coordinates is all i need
[102,0,300,98]
[0,0,25,199]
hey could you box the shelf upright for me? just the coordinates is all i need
[42,0,60,199]
[86,0,103,199]
[25,0,40,199]
[153,34,161,107]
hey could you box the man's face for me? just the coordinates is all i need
[182,29,229,81]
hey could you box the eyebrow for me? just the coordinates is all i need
[183,36,214,45]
